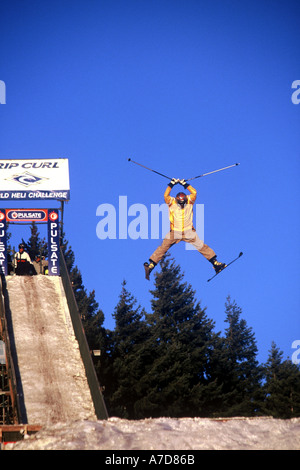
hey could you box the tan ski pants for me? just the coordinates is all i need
[149,229,216,265]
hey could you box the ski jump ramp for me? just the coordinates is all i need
[3,274,107,426]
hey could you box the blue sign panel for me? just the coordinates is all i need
[47,210,60,276]
[0,210,7,275]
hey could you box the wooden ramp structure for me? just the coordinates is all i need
[0,249,107,447]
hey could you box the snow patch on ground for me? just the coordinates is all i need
[9,417,300,450]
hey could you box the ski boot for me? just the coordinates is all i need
[209,256,227,274]
[144,260,156,280]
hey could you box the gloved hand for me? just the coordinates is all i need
[168,178,179,188]
[179,179,189,189]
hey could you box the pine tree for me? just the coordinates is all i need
[219,296,263,416]
[262,342,300,418]
[23,222,48,260]
[60,231,75,273]
[107,281,149,418]
[135,254,222,418]
[60,232,107,352]
[60,232,89,316]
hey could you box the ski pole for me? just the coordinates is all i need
[128,158,240,181]
[186,163,240,181]
[128,158,172,180]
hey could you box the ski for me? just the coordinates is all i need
[207,252,243,282]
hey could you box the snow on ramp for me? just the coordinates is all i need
[5,275,96,425]
[10,417,300,450]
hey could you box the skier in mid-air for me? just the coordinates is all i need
[144,178,227,280]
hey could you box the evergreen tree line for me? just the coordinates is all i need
[13,224,300,420]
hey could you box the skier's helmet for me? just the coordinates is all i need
[19,243,25,250]
[175,192,188,206]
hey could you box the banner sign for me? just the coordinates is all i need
[6,209,48,222]
[0,209,60,276]
[47,210,60,276]
[0,158,70,200]
[0,210,7,275]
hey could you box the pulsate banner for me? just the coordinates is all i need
[0,209,60,276]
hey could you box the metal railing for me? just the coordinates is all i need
[59,247,108,420]
[0,275,20,424]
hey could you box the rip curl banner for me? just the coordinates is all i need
[0,158,70,200]
[0,209,60,276]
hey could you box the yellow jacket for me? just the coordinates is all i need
[164,184,197,232]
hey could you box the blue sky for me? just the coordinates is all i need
[0,0,299,364]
